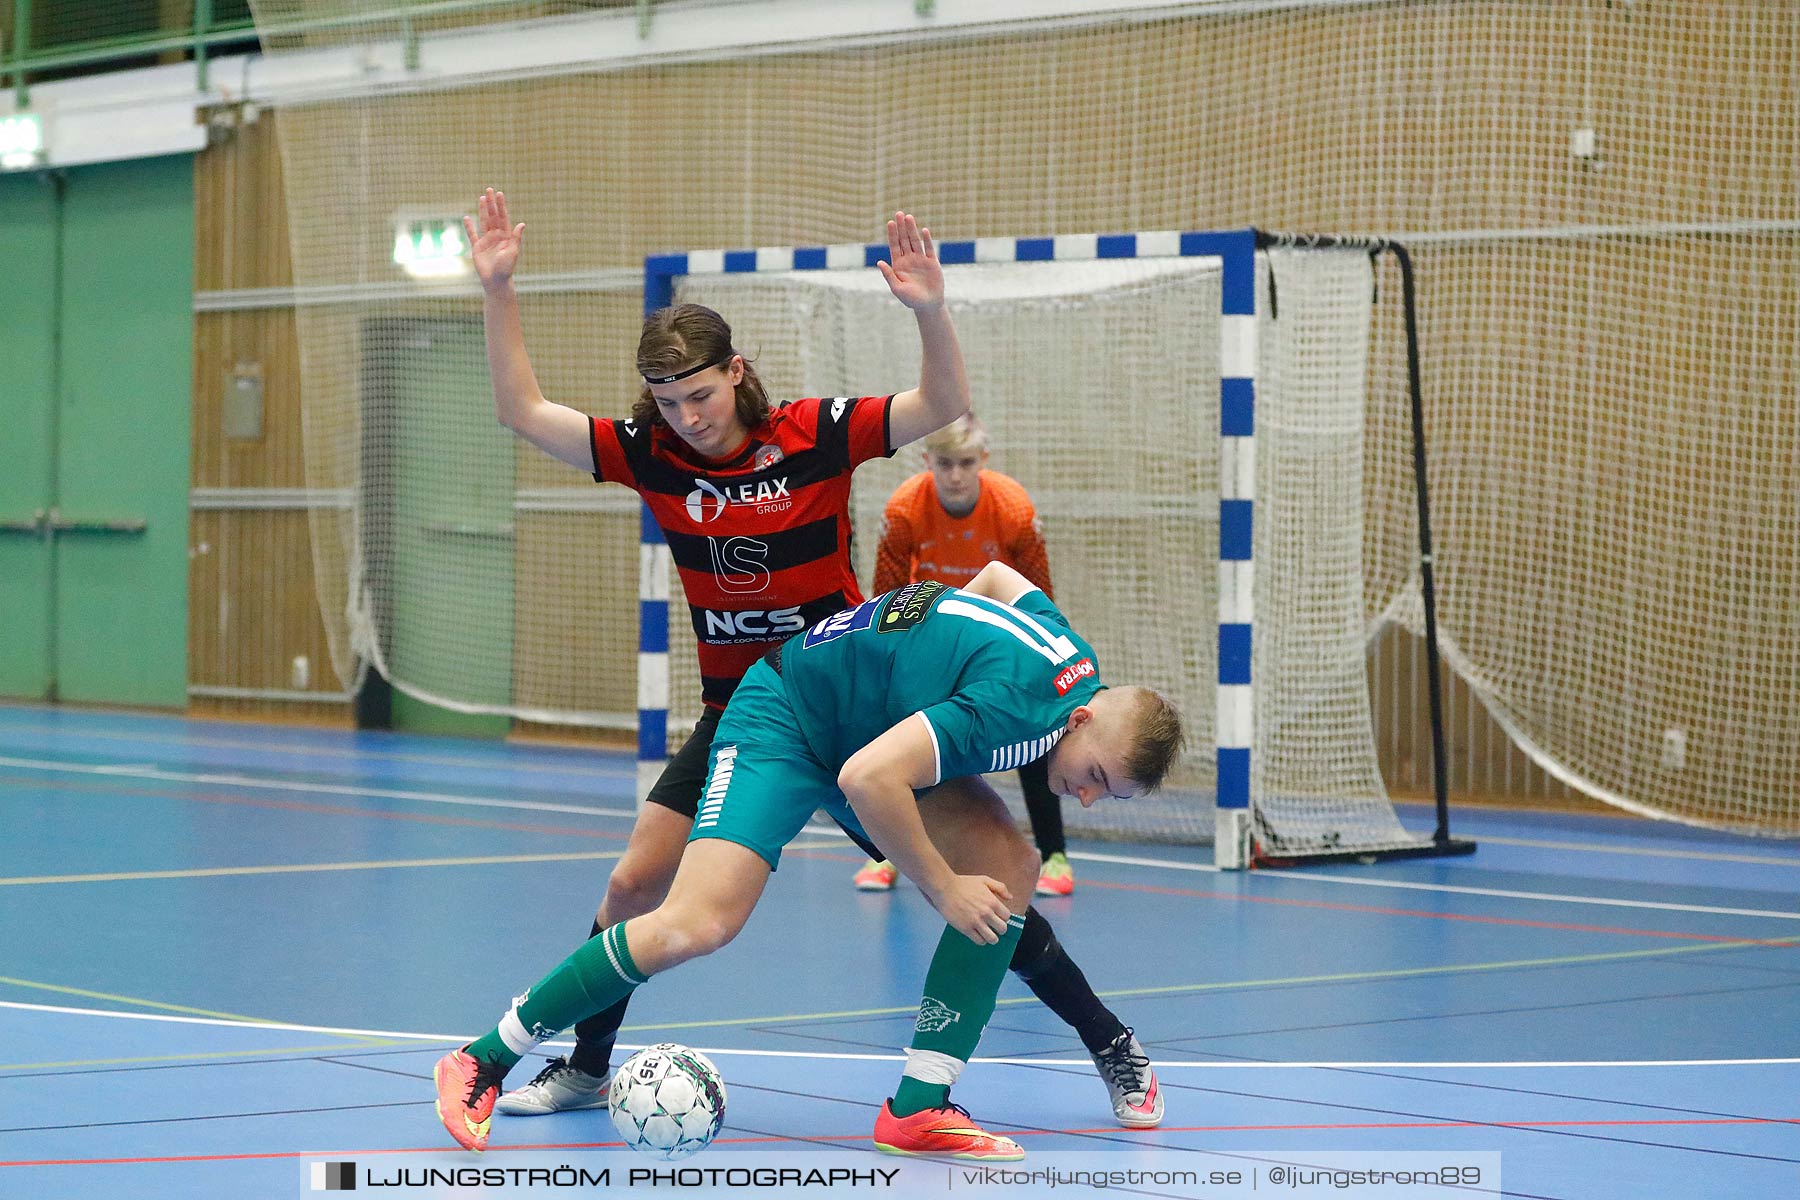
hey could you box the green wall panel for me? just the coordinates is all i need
[0,173,58,698]
[52,156,193,706]
[366,318,514,739]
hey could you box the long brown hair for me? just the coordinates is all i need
[631,304,771,430]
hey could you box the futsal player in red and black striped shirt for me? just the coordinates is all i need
[452,190,1161,1141]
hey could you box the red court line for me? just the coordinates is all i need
[1078,878,1799,948]
[7,1114,1797,1167]
[7,776,631,842]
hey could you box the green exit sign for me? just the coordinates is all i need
[0,113,44,170]
[393,218,470,278]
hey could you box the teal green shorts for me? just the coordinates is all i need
[688,661,872,870]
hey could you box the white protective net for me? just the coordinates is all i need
[1252,249,1423,855]
[244,0,1800,837]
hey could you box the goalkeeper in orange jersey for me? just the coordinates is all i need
[854,414,1076,897]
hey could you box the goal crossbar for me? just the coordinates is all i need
[640,227,1472,869]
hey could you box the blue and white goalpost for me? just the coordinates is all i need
[639,228,1467,868]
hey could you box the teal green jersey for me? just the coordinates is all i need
[779,580,1105,783]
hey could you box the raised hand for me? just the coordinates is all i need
[876,210,945,311]
[463,187,525,291]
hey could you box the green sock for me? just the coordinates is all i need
[890,914,1027,1117]
[892,1075,949,1116]
[466,922,648,1071]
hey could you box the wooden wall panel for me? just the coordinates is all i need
[191,111,347,721]
[186,508,345,715]
[194,109,292,294]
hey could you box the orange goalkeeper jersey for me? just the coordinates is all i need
[872,470,1053,598]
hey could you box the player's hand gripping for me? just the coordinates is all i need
[877,211,945,312]
[927,873,1015,946]
[463,187,525,292]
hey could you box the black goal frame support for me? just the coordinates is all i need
[1252,231,1476,866]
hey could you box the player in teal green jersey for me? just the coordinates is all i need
[696,575,1109,876]
[435,562,1182,1159]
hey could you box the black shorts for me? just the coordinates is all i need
[645,708,885,862]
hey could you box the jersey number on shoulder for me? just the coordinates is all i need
[937,594,1078,665]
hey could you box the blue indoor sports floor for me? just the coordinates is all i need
[1,703,1795,1198]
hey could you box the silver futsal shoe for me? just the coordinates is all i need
[494,1056,611,1115]
[1089,1029,1163,1127]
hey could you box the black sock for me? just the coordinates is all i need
[1007,907,1126,1053]
[569,919,627,1076]
[1018,761,1066,858]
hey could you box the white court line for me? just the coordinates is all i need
[0,719,633,779]
[5,713,1794,860]
[6,755,1792,920]
[0,838,844,888]
[0,851,630,887]
[1074,849,1219,872]
[1464,833,1800,868]
[0,753,861,843]
[1081,833,1800,872]
[1069,849,1800,922]
[1,1001,1794,1071]
[0,754,640,820]
[1273,870,1800,923]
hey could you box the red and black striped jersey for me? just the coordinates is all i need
[590,395,894,709]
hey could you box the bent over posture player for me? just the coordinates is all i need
[459,189,1165,1132]
[434,561,1183,1159]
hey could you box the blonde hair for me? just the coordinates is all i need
[922,413,989,458]
[1114,686,1185,793]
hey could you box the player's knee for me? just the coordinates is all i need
[984,831,1036,908]
[600,854,676,922]
[662,908,742,962]
[1010,910,1058,980]
[1009,837,1040,895]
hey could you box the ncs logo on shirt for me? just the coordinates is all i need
[1053,658,1096,695]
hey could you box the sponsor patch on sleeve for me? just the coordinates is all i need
[801,597,880,648]
[1053,658,1097,695]
[878,579,949,633]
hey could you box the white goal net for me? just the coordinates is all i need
[677,248,1423,850]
